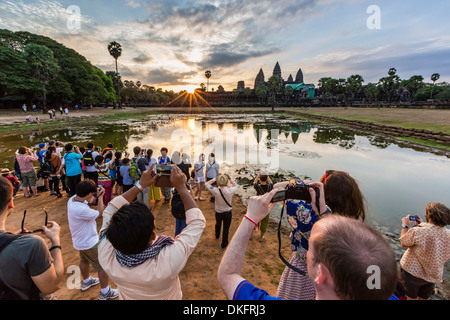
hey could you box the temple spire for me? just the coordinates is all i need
[273,62,282,78]
[254,68,265,89]
[295,68,304,84]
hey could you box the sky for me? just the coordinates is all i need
[0,0,449,92]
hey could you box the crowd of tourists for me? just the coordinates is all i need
[0,140,449,301]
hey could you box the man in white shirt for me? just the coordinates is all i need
[67,180,118,300]
[205,174,239,249]
[98,164,206,300]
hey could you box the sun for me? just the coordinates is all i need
[184,85,198,94]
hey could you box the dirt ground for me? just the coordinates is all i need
[4,186,291,300]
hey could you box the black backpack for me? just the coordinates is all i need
[171,186,189,220]
[83,150,95,167]
[41,160,55,175]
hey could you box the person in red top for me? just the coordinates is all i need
[1,169,20,197]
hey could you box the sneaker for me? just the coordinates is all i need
[98,288,119,300]
[80,277,100,291]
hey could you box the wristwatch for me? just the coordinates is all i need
[402,224,409,229]
[319,206,332,217]
[134,181,144,191]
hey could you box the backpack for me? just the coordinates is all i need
[129,158,141,181]
[171,186,189,220]
[83,151,95,167]
[41,160,56,175]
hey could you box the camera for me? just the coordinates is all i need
[93,185,104,197]
[156,164,172,176]
[271,178,319,204]
[409,215,420,221]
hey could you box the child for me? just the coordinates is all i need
[119,158,134,192]
[113,152,123,195]
[158,147,171,204]
[1,168,20,197]
[95,153,115,205]
[146,149,160,202]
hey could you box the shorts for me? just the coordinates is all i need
[79,243,103,272]
[195,176,205,183]
[401,268,435,299]
[21,171,37,188]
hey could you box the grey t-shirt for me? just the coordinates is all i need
[0,232,51,300]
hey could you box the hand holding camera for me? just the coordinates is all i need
[271,178,327,215]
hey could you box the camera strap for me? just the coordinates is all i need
[277,201,308,277]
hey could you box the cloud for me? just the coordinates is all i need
[125,0,141,8]
[145,67,197,85]
[132,53,153,63]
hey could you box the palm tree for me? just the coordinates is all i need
[205,70,212,92]
[108,41,122,108]
[430,73,440,99]
[388,68,397,76]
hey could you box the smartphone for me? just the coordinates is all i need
[409,215,419,221]
[156,164,172,176]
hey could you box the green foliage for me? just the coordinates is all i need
[0,29,118,106]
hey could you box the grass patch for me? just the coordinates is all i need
[395,137,450,151]
[298,110,450,135]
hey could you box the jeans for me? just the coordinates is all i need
[175,219,187,237]
[67,174,81,197]
[49,176,61,195]
[215,211,232,248]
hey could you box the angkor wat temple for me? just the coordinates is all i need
[251,62,315,99]
[254,62,304,89]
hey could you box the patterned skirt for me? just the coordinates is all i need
[276,252,316,300]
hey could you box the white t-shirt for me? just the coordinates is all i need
[206,162,219,179]
[146,158,157,173]
[67,196,100,251]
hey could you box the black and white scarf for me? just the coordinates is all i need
[115,235,174,268]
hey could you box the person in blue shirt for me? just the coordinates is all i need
[119,158,134,192]
[63,144,83,197]
[217,184,398,301]
[158,147,171,204]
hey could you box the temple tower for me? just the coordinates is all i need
[273,62,282,78]
[254,68,265,89]
[295,68,304,84]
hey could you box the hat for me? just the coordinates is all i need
[171,151,182,165]
[39,143,46,148]
[216,174,229,187]
[1,168,10,175]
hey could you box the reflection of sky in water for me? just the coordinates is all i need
[1,114,449,229]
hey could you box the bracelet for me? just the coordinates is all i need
[244,215,258,230]
[49,245,62,252]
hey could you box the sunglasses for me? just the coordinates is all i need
[21,208,48,234]
[324,170,350,181]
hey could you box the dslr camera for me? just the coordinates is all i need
[271,178,320,204]
[93,185,104,198]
